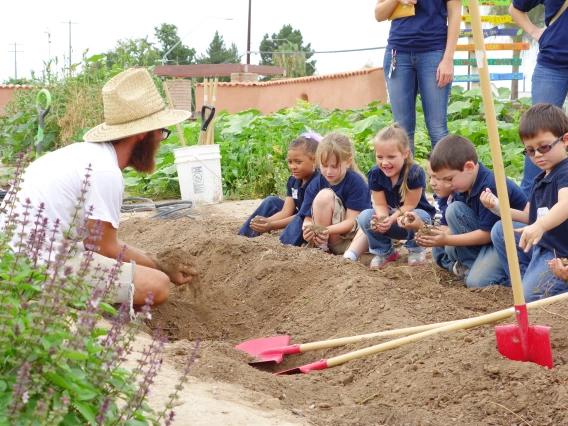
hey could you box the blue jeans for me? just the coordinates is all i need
[383,49,451,153]
[237,196,305,246]
[439,201,510,288]
[491,220,568,302]
[357,208,432,256]
[520,63,568,196]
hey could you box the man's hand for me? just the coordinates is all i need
[416,228,448,247]
[397,212,422,230]
[250,216,272,233]
[515,222,545,253]
[549,258,568,281]
[165,264,199,287]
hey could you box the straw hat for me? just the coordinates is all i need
[83,68,191,142]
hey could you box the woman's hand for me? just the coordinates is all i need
[437,57,454,88]
[530,27,545,42]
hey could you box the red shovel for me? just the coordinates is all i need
[274,293,568,375]
[236,319,461,366]
[460,1,552,369]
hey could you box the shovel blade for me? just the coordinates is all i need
[275,359,329,375]
[495,324,553,369]
[235,335,290,364]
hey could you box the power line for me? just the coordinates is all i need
[61,19,78,74]
[7,42,23,79]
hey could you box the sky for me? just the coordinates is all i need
[1,1,536,91]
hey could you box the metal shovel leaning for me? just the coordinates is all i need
[469,1,553,369]
[274,292,568,375]
[236,319,462,367]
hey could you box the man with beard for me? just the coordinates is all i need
[0,68,196,315]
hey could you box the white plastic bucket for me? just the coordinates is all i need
[173,144,223,204]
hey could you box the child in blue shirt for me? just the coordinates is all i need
[344,124,435,269]
[238,133,320,246]
[299,133,372,254]
[419,134,528,288]
[483,104,568,302]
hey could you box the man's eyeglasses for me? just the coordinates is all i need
[522,136,563,157]
[160,128,172,141]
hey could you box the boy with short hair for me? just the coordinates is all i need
[417,134,528,287]
[483,103,568,302]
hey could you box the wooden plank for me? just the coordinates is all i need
[454,58,523,66]
[453,72,524,82]
[461,15,514,24]
[153,64,286,77]
[460,26,523,38]
[462,0,510,5]
[455,42,530,51]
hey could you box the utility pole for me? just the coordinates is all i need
[61,19,78,74]
[7,42,23,79]
[246,0,251,65]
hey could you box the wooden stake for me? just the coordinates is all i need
[162,79,186,147]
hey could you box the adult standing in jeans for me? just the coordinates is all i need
[375,0,462,154]
[509,0,568,196]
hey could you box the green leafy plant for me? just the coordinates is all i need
[0,154,197,425]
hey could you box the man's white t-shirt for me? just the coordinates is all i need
[0,142,123,260]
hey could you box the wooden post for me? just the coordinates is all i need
[162,79,186,147]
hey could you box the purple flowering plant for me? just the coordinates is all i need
[0,152,198,425]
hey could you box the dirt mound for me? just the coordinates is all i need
[119,206,568,426]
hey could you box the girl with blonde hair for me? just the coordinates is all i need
[344,124,435,269]
[299,133,372,254]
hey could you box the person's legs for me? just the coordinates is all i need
[490,220,531,281]
[415,50,451,150]
[132,264,170,306]
[384,50,419,152]
[464,243,510,288]
[433,246,454,271]
[237,196,284,238]
[443,201,482,269]
[279,214,305,246]
[522,247,568,302]
[520,64,568,196]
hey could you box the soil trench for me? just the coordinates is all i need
[119,201,568,426]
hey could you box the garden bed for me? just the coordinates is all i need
[119,200,568,426]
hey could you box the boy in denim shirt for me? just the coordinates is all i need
[417,135,528,287]
[484,104,568,302]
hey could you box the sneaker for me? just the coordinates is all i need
[452,261,468,277]
[408,251,426,266]
[370,251,399,270]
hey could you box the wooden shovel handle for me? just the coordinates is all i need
[468,1,525,306]
[162,80,186,147]
[326,291,568,368]
[299,320,462,352]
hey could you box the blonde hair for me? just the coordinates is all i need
[373,123,414,202]
[317,133,367,182]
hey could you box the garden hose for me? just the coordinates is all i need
[121,198,196,220]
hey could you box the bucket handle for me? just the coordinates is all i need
[200,104,215,131]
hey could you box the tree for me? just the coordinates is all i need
[154,23,197,65]
[259,24,316,79]
[105,37,161,69]
[273,42,306,78]
[198,31,240,65]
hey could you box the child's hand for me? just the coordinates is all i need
[397,212,422,230]
[416,228,447,247]
[250,216,272,233]
[302,224,315,243]
[515,222,545,253]
[549,258,568,281]
[373,215,392,233]
[313,229,329,246]
[480,188,500,216]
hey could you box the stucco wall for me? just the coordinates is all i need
[194,67,387,115]
[0,85,34,115]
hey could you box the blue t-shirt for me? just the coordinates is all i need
[453,163,528,232]
[368,163,436,218]
[529,158,568,257]
[437,193,455,226]
[512,0,568,70]
[386,0,450,52]
[299,169,372,218]
[286,170,320,212]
